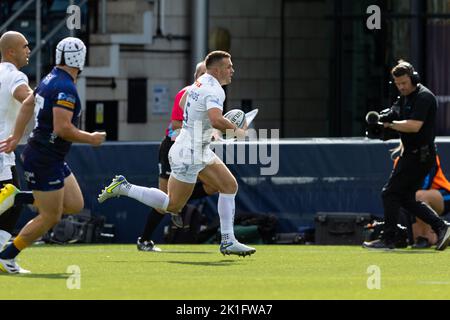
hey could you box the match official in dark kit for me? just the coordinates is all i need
[363,60,450,250]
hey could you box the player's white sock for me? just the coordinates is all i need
[124,184,169,211]
[218,193,236,243]
[0,230,12,249]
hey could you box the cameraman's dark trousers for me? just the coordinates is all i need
[381,146,447,242]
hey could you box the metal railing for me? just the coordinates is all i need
[30,0,88,58]
[1,0,87,81]
[0,0,36,33]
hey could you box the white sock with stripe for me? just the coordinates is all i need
[218,193,236,243]
[123,184,169,211]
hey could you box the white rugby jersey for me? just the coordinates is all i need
[178,73,225,146]
[0,62,29,168]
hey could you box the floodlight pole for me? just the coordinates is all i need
[191,0,208,79]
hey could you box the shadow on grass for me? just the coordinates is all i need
[103,260,163,263]
[100,250,215,263]
[368,249,437,254]
[166,260,237,267]
[0,273,70,280]
[157,250,214,254]
[392,249,438,254]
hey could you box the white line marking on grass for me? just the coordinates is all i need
[417,281,450,285]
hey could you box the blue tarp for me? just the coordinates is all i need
[13,138,450,243]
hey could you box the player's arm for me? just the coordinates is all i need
[172,93,184,130]
[13,91,36,135]
[179,90,188,110]
[53,108,105,146]
[0,93,36,153]
[171,88,187,130]
[172,120,182,130]
[208,108,246,138]
[13,84,33,103]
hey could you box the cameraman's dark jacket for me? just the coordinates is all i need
[369,84,437,146]
[393,84,437,153]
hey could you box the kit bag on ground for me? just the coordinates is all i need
[197,211,278,244]
[165,204,208,244]
[43,215,114,244]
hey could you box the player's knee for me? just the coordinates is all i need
[43,214,62,228]
[220,179,238,194]
[64,206,83,215]
[203,183,218,195]
[64,199,84,214]
[166,201,183,214]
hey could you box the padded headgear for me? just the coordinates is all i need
[55,37,86,71]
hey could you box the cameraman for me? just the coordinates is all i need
[363,60,450,250]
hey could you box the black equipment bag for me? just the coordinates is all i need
[165,204,208,244]
[315,212,372,245]
[44,215,114,244]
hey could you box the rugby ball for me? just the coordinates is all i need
[224,109,246,129]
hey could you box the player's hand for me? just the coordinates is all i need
[90,131,107,146]
[234,128,247,139]
[0,135,20,153]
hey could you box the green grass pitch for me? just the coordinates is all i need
[1,244,449,300]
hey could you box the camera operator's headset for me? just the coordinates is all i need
[394,61,421,86]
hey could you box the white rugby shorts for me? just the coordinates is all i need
[168,141,218,183]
